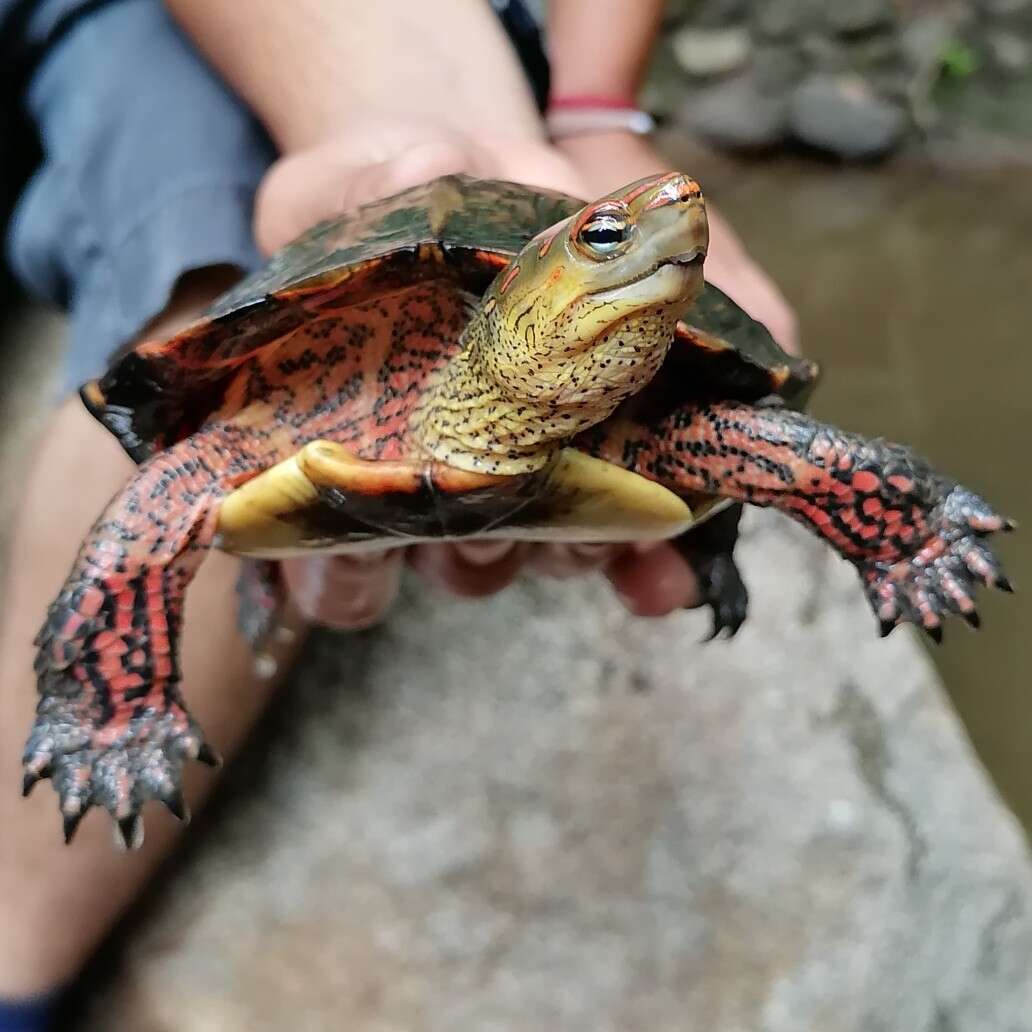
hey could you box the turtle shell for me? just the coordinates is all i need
[83,174,818,463]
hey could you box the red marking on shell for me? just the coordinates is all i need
[852,470,881,493]
[887,475,913,493]
[498,264,521,295]
[862,497,883,517]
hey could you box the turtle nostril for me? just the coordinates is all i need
[675,177,702,203]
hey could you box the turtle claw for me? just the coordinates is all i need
[162,789,190,823]
[63,811,86,845]
[684,548,749,641]
[115,815,145,852]
[195,742,222,769]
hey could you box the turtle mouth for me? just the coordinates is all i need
[664,249,706,268]
[586,248,705,300]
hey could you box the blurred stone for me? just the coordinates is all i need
[78,512,1032,1031]
[974,0,1032,15]
[679,73,790,148]
[900,11,959,74]
[790,72,908,157]
[799,31,850,69]
[824,0,895,35]
[752,41,807,90]
[672,24,751,77]
[984,28,1032,74]
[754,0,825,39]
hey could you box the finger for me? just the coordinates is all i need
[705,207,801,356]
[281,551,404,630]
[606,544,702,617]
[409,542,529,598]
[255,136,490,255]
[527,543,623,579]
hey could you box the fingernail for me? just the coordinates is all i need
[629,540,664,556]
[453,540,516,566]
[567,543,616,561]
[338,548,394,567]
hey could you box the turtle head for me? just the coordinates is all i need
[476,172,707,413]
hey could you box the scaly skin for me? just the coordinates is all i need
[580,401,1013,641]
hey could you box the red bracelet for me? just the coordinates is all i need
[546,95,655,140]
[548,94,640,110]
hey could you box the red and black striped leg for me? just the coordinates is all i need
[581,402,1014,640]
[671,503,748,640]
[22,444,229,848]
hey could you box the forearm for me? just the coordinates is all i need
[165,0,543,152]
[547,0,665,101]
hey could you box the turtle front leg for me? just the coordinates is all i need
[23,439,238,848]
[582,402,1014,640]
[671,503,749,639]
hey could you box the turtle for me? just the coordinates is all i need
[23,172,1013,849]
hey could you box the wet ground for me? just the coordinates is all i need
[663,138,1030,827]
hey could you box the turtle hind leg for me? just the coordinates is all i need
[592,401,1014,640]
[24,445,228,847]
[671,503,749,640]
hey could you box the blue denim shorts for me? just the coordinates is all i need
[3,0,548,393]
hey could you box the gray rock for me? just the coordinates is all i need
[752,42,807,91]
[671,24,752,78]
[679,73,790,148]
[900,11,961,75]
[824,0,895,35]
[78,512,1032,1031]
[754,0,825,40]
[790,72,908,158]
[984,28,1032,75]
[974,0,1032,15]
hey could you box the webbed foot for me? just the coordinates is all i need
[23,691,218,847]
[858,485,1014,642]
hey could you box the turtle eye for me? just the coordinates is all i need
[576,210,632,259]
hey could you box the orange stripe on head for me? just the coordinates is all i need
[619,172,680,208]
[643,174,703,212]
[537,225,561,259]
[498,264,521,295]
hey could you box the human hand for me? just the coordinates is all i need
[256,125,706,630]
